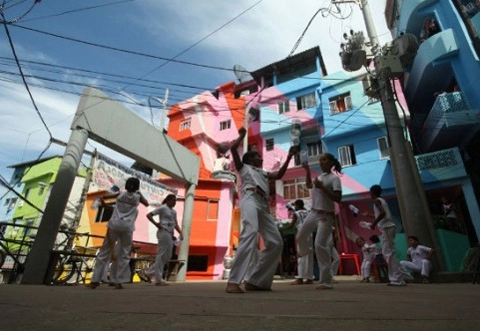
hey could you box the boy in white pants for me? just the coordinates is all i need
[400,235,434,283]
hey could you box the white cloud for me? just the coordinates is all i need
[0,0,392,183]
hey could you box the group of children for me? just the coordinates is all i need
[84,126,435,291]
[356,234,434,284]
[87,178,183,289]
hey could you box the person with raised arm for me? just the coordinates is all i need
[226,127,298,293]
[296,153,342,290]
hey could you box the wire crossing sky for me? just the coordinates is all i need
[0,0,392,186]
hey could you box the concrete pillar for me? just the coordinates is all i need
[175,183,196,281]
[22,128,89,284]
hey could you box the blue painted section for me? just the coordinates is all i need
[0,167,26,224]
[397,0,480,240]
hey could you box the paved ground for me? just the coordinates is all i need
[1,278,479,331]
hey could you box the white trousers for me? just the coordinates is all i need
[297,211,334,287]
[91,228,132,284]
[361,260,373,278]
[381,226,410,283]
[228,192,283,289]
[330,245,340,276]
[147,230,173,282]
[295,233,313,280]
[400,259,432,277]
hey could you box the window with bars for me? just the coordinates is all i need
[329,93,352,115]
[220,120,231,131]
[296,92,316,110]
[377,136,390,159]
[306,141,322,158]
[338,145,357,167]
[278,101,290,114]
[266,138,274,151]
[283,178,310,201]
[180,118,191,131]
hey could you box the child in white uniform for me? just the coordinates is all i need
[400,235,434,283]
[363,185,412,286]
[283,199,313,285]
[146,194,183,286]
[226,127,298,293]
[296,153,343,290]
[89,177,149,289]
[355,237,374,282]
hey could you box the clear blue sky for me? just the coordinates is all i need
[0,0,390,185]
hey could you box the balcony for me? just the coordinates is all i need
[415,147,467,183]
[404,29,459,113]
[419,92,480,152]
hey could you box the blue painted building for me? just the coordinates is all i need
[382,0,480,267]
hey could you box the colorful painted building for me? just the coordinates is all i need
[385,0,480,263]
[166,36,480,278]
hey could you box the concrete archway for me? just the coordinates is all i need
[22,87,199,284]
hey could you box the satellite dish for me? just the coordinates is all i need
[233,64,253,83]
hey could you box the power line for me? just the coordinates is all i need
[1,10,52,142]
[12,24,236,72]
[121,0,264,91]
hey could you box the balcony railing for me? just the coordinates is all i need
[433,92,469,113]
[422,92,469,132]
[415,148,459,172]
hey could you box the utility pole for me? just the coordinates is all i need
[148,88,169,132]
[335,0,444,269]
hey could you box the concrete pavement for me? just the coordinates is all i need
[1,278,479,331]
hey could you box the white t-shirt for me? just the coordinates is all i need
[407,244,433,262]
[108,191,141,232]
[294,209,309,230]
[373,197,395,230]
[240,164,269,196]
[149,204,177,233]
[310,172,341,212]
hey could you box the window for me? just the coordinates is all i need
[187,255,208,271]
[180,118,191,131]
[7,197,17,210]
[24,219,35,236]
[377,137,390,159]
[38,185,46,196]
[283,178,310,201]
[278,101,290,114]
[266,138,274,151]
[293,142,321,166]
[306,141,322,158]
[219,120,231,131]
[296,92,316,110]
[94,204,114,223]
[207,200,219,220]
[24,188,31,199]
[338,145,357,167]
[329,93,352,115]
